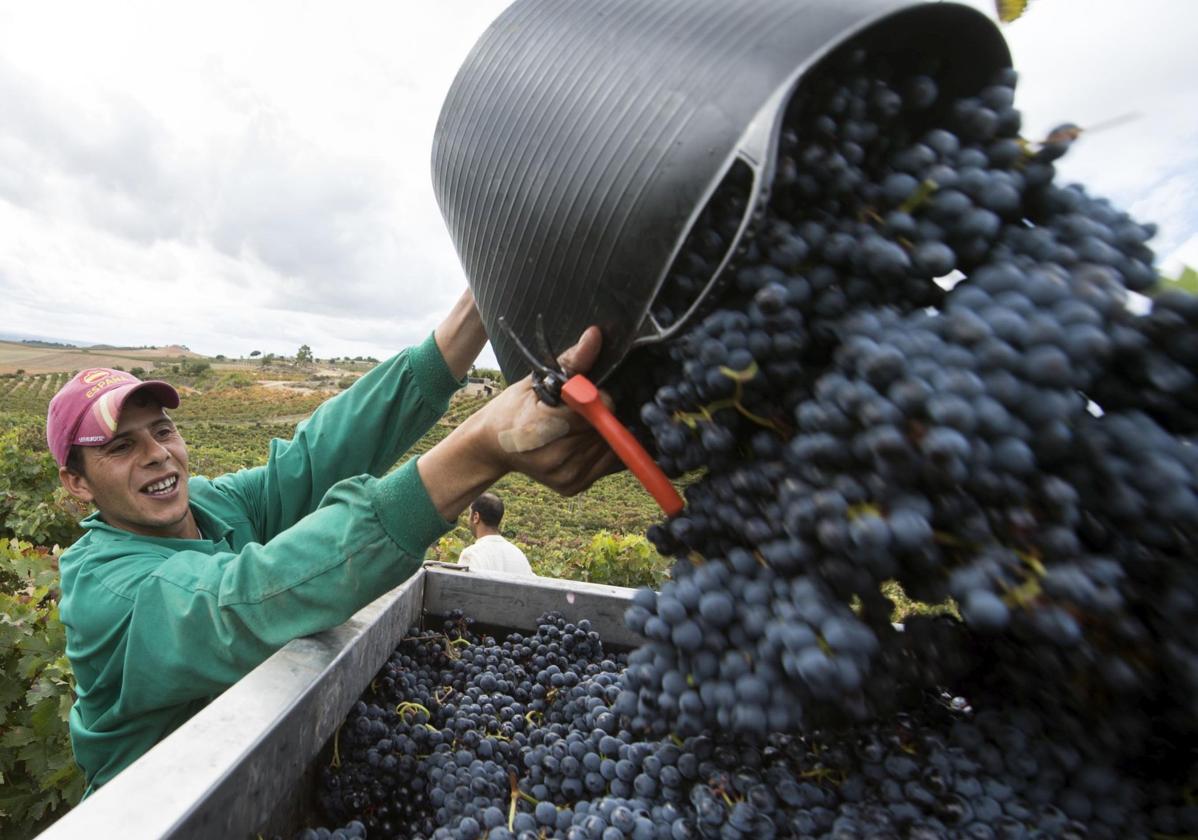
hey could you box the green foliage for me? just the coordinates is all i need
[177,358,211,378]
[219,372,255,389]
[431,530,669,589]
[152,358,214,388]
[1162,264,1198,295]
[995,0,1029,24]
[431,533,467,564]
[296,344,314,366]
[469,366,506,386]
[0,373,70,418]
[180,419,302,477]
[537,531,670,589]
[172,386,332,424]
[0,539,84,839]
[0,426,85,548]
[421,459,675,584]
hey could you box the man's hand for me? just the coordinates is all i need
[417,326,621,520]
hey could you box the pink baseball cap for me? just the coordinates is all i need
[46,368,180,467]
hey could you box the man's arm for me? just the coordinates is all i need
[418,326,619,520]
[80,459,448,719]
[212,290,487,541]
[85,324,618,717]
[434,288,489,380]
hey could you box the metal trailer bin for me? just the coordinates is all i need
[35,565,639,840]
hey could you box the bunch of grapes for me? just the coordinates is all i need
[298,26,1197,840]
[614,33,1196,837]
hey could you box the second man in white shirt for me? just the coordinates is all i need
[459,492,535,576]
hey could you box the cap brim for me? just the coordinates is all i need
[125,380,181,411]
[69,380,183,453]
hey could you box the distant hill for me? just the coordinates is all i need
[0,330,95,347]
[19,339,78,349]
[0,340,206,375]
[87,343,198,355]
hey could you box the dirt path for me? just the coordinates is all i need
[256,380,340,393]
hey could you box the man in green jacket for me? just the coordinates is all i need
[45,291,616,794]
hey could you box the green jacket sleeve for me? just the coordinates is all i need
[207,332,461,543]
[88,460,450,719]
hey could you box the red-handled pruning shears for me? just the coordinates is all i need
[499,317,684,518]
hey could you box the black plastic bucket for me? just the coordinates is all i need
[431,0,1009,383]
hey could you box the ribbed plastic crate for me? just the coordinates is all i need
[432,0,1008,383]
[35,565,637,840]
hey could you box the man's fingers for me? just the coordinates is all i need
[483,322,627,499]
[559,449,624,497]
[557,326,603,376]
[551,439,621,491]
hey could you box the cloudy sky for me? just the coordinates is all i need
[0,0,1194,364]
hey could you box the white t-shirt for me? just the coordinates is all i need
[459,535,535,576]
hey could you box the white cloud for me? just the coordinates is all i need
[1162,233,1198,277]
[1002,0,1198,258]
[0,0,1194,368]
[0,0,511,363]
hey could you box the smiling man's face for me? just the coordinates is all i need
[59,393,199,540]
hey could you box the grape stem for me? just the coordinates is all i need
[395,701,432,721]
[507,770,519,831]
[672,362,787,434]
[898,178,940,214]
[330,724,342,769]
